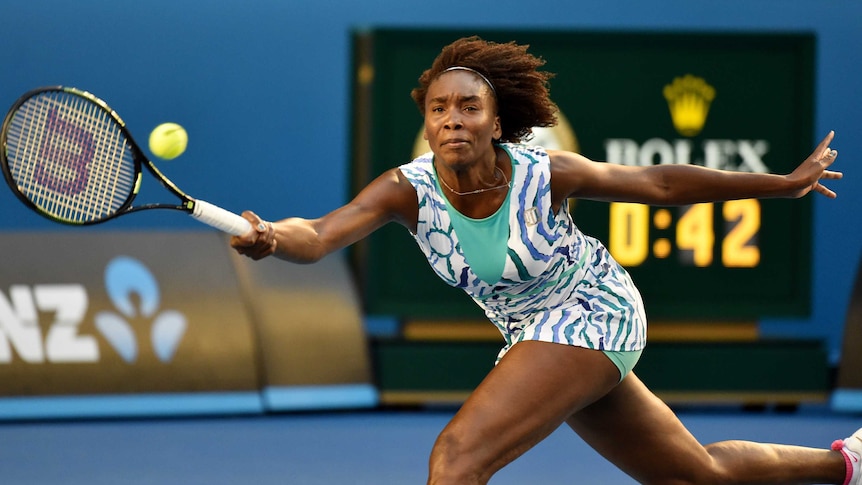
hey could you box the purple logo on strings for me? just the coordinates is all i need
[35,108,93,195]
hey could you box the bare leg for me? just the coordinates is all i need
[427,341,621,484]
[567,372,846,484]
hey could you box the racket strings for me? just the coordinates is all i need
[5,91,137,223]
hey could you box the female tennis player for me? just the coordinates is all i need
[231,36,856,485]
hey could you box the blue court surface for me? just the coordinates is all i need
[1,405,858,484]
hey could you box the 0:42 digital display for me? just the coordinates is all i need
[580,193,811,321]
[609,200,760,268]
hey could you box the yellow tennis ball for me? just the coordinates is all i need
[148,122,188,160]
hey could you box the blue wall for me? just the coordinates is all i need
[1,0,859,363]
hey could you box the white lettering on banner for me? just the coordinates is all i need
[0,284,98,363]
[604,138,771,173]
[0,257,189,365]
[37,285,98,363]
[0,286,44,363]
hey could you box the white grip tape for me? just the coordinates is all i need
[191,199,253,236]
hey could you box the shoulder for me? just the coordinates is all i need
[548,149,613,179]
[350,167,418,232]
[547,149,592,166]
[546,149,608,202]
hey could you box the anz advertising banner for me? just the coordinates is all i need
[0,232,263,417]
[0,231,378,419]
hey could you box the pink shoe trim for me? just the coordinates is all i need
[832,440,853,485]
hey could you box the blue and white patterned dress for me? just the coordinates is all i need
[399,143,647,362]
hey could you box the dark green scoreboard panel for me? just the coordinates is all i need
[351,29,815,323]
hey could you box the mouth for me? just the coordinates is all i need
[441,138,469,147]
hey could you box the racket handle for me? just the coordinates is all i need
[191,199,253,236]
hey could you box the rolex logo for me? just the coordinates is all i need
[663,74,715,137]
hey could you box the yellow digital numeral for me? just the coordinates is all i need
[609,200,760,269]
[722,199,760,268]
[676,203,714,267]
[608,202,649,266]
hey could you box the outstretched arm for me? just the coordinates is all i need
[550,131,842,207]
[230,167,419,263]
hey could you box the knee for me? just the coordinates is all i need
[428,427,489,485]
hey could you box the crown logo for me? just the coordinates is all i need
[663,74,715,137]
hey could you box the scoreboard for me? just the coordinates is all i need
[351,29,815,322]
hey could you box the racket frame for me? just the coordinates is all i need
[2,86,205,225]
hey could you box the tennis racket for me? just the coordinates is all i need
[0,86,252,236]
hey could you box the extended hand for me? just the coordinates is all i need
[787,131,843,199]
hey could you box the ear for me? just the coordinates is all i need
[493,115,502,140]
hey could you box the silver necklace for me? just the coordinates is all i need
[438,166,511,196]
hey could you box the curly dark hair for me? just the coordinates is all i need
[410,36,559,143]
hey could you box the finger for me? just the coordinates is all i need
[242,211,270,242]
[230,211,264,247]
[820,147,838,163]
[248,221,277,257]
[814,182,837,199]
[821,169,843,180]
[240,210,265,231]
[814,130,835,159]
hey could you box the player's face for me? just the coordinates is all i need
[423,71,501,168]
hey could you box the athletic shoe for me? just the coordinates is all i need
[832,428,862,485]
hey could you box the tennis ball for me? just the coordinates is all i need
[148,122,188,160]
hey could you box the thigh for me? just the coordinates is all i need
[437,341,622,473]
[566,372,712,484]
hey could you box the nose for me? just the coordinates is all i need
[444,112,463,130]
